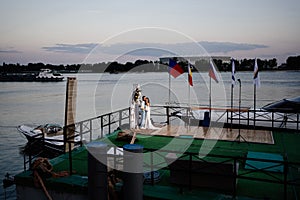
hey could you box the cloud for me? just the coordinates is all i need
[0,47,22,53]
[199,41,268,53]
[42,41,268,57]
[42,43,98,54]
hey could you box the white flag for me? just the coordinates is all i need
[253,59,261,87]
[231,60,236,86]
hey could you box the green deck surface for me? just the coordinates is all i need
[15,129,300,199]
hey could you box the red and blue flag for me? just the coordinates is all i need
[169,59,184,78]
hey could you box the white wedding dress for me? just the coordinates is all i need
[144,105,160,130]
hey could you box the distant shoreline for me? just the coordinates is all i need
[1,55,299,74]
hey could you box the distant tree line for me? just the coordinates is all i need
[1,55,299,73]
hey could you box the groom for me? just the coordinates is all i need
[139,96,147,129]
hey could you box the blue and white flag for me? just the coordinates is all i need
[231,60,236,86]
[253,58,261,87]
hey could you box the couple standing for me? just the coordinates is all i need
[130,85,159,130]
[140,96,151,129]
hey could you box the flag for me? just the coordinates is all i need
[169,59,184,78]
[231,60,236,86]
[209,59,219,83]
[253,59,261,87]
[188,63,193,86]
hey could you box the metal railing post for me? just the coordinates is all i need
[297,113,299,131]
[101,116,104,138]
[272,112,274,129]
[166,107,170,125]
[80,122,83,142]
[108,113,111,134]
[247,111,250,126]
[89,120,92,142]
[119,110,122,128]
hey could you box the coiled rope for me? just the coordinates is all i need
[32,157,70,200]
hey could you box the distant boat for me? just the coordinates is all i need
[17,123,79,152]
[0,69,64,82]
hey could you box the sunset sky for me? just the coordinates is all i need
[1,0,299,64]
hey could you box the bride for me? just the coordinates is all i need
[144,97,160,130]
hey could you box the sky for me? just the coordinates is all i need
[0,0,300,65]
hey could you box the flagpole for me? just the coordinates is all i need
[168,69,171,104]
[188,70,191,127]
[254,84,256,128]
[188,76,190,108]
[209,75,212,118]
[230,59,235,130]
[231,84,233,129]
[188,62,191,108]
[253,58,259,129]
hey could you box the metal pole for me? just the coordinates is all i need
[254,84,256,129]
[169,70,171,104]
[231,84,234,130]
[238,79,241,136]
[297,113,299,131]
[166,107,170,125]
[119,110,122,127]
[90,120,92,141]
[101,116,104,138]
[209,76,212,118]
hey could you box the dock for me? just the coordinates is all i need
[13,105,300,200]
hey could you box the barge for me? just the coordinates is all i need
[0,69,64,82]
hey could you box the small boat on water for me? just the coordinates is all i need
[0,69,64,82]
[17,123,79,152]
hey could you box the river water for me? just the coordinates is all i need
[0,71,299,199]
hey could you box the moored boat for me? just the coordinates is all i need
[17,123,79,152]
[0,69,64,82]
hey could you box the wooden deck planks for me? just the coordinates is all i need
[134,125,274,144]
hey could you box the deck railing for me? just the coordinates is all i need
[64,105,300,149]
[21,105,300,199]
[23,105,299,170]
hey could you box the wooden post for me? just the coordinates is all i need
[64,77,77,152]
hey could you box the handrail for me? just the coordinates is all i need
[22,105,300,199]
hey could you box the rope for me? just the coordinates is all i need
[32,158,53,200]
[32,157,71,200]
